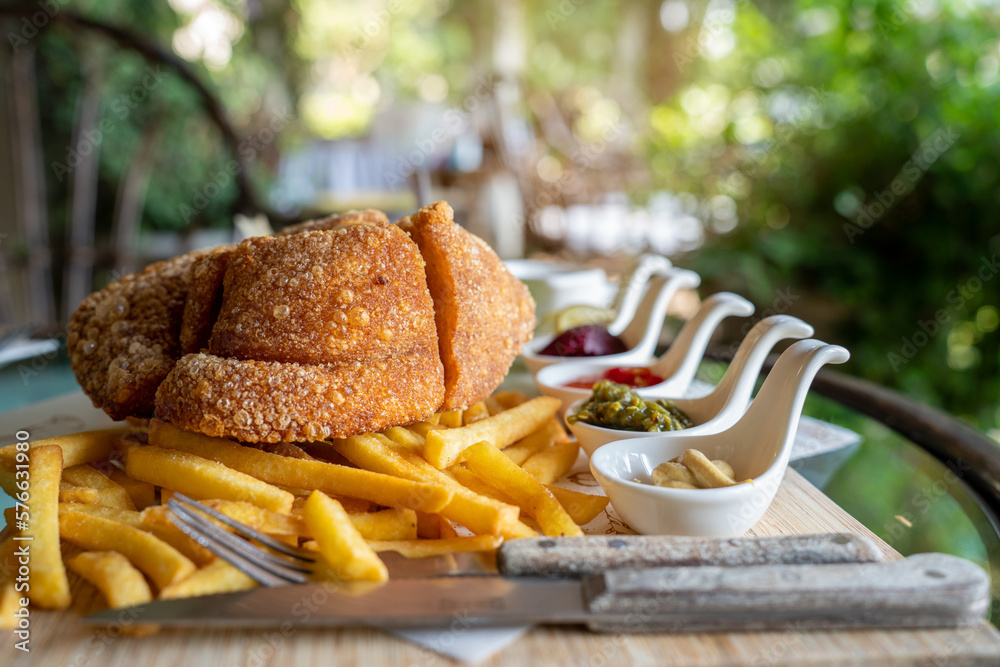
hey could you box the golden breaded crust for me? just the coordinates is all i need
[67,251,204,420]
[401,202,535,410]
[179,245,234,354]
[208,226,439,366]
[154,351,445,442]
[275,209,389,236]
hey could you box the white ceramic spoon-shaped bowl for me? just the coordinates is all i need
[566,314,815,456]
[604,253,674,335]
[534,292,754,413]
[590,339,849,536]
[521,269,701,375]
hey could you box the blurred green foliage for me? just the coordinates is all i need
[35,0,242,237]
[24,0,999,439]
[646,0,1000,437]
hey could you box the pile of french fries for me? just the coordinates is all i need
[0,392,609,624]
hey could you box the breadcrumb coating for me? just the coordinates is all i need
[179,245,234,354]
[69,201,533,441]
[67,251,203,420]
[155,351,444,442]
[275,209,389,237]
[209,225,439,366]
[401,202,535,410]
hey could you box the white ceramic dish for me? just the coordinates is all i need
[504,259,614,326]
[589,339,849,536]
[520,269,701,375]
[566,315,815,457]
[534,292,754,413]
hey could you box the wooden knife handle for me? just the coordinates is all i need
[582,553,989,633]
[497,533,884,577]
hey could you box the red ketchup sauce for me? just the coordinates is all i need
[565,366,664,390]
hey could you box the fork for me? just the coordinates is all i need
[166,493,888,591]
[166,493,318,587]
[166,494,500,585]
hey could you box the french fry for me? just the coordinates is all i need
[407,421,445,438]
[23,446,71,609]
[272,534,299,547]
[438,517,459,539]
[159,560,257,599]
[509,519,539,538]
[66,551,153,609]
[190,500,308,536]
[0,536,17,628]
[295,442,357,466]
[545,486,610,525]
[135,508,217,566]
[422,397,561,468]
[125,444,294,513]
[108,467,156,509]
[521,439,580,485]
[491,390,530,410]
[447,465,515,505]
[145,523,217,567]
[500,419,565,465]
[0,429,138,495]
[58,482,101,505]
[437,409,464,428]
[348,508,418,541]
[415,512,441,539]
[332,434,520,536]
[59,503,142,526]
[381,426,424,450]
[59,511,197,590]
[463,441,582,537]
[0,535,15,582]
[367,535,502,558]
[291,494,372,516]
[150,420,452,513]
[448,466,549,535]
[0,581,17,629]
[62,464,136,510]
[303,491,388,582]
[484,397,503,415]
[462,402,490,424]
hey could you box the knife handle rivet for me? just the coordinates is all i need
[925,570,946,579]
[538,539,557,549]
[832,535,850,545]
[607,539,627,549]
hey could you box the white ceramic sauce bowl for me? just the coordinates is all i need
[589,340,849,536]
[535,292,754,414]
[521,269,701,375]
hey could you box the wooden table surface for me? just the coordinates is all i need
[8,467,1000,666]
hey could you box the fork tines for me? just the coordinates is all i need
[167,493,315,587]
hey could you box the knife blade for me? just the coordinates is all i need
[86,553,988,632]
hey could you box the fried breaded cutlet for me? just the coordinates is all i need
[67,251,204,421]
[400,202,535,410]
[274,209,389,237]
[69,202,535,442]
[155,223,446,442]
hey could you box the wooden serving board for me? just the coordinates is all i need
[7,468,1000,666]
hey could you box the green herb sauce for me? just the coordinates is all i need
[567,380,694,432]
